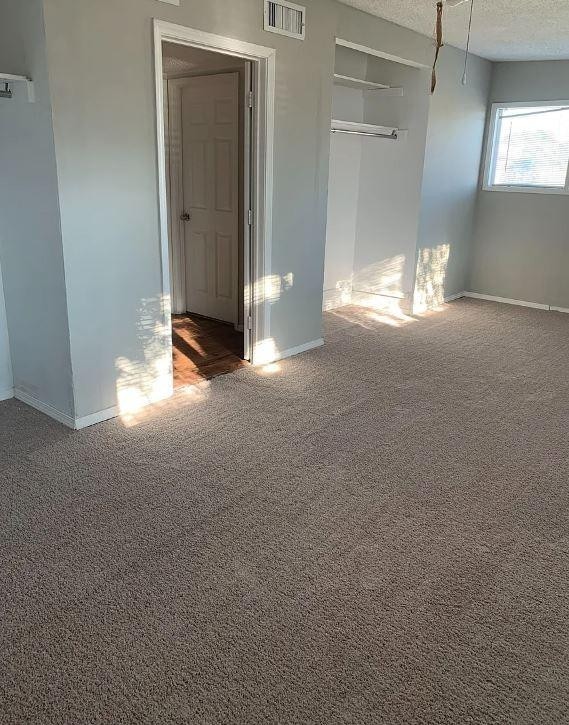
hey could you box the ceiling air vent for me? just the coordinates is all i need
[264,0,306,40]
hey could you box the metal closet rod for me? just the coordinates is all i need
[331,128,398,140]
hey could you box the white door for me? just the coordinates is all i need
[181,73,239,323]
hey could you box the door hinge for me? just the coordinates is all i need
[248,209,253,226]
[248,91,254,108]
[247,316,253,330]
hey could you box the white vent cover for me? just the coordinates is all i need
[264,0,306,40]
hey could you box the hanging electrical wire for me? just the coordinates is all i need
[462,0,475,85]
[431,0,475,93]
[431,1,444,94]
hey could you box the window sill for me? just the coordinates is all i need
[482,185,569,196]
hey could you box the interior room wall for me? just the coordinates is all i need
[415,45,492,311]
[0,266,13,400]
[469,60,569,309]
[0,0,74,418]
[38,0,437,421]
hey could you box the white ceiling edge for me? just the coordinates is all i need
[336,0,569,62]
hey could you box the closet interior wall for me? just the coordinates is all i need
[324,45,431,315]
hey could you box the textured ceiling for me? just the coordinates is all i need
[336,0,569,61]
[162,43,245,76]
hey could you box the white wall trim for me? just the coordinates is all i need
[0,387,14,402]
[323,288,352,311]
[277,338,324,361]
[15,388,75,428]
[444,291,466,302]
[464,292,549,310]
[351,290,411,315]
[550,306,569,315]
[74,406,120,430]
[153,19,275,368]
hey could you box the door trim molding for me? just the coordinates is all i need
[153,19,276,366]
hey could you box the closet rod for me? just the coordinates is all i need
[331,128,398,140]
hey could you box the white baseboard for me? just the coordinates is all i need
[550,306,569,315]
[0,387,14,402]
[444,291,466,302]
[74,405,120,430]
[278,338,324,361]
[464,292,549,310]
[323,288,352,311]
[351,290,412,315]
[15,388,75,428]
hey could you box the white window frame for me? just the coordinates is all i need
[482,100,569,196]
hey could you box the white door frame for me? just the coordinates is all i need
[154,19,275,366]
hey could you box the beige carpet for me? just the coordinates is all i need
[1,299,569,724]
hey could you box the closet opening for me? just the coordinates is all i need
[324,40,432,325]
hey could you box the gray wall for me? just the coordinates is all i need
[469,60,569,308]
[416,45,492,307]
[0,266,12,399]
[0,0,74,415]
[40,0,436,419]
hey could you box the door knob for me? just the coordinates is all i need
[180,212,191,222]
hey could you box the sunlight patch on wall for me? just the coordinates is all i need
[254,337,278,366]
[249,273,294,305]
[115,295,173,423]
[413,243,450,314]
[353,255,406,299]
[119,380,211,428]
[323,278,353,311]
[331,294,415,329]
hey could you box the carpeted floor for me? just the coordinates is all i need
[2,299,569,724]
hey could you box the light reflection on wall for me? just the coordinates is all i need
[331,295,414,330]
[247,273,294,305]
[413,243,450,314]
[119,380,210,428]
[353,254,406,300]
[115,294,173,420]
[323,277,353,312]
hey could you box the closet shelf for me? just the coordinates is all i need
[0,72,35,102]
[331,119,403,140]
[333,73,403,96]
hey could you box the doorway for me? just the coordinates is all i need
[153,20,276,394]
[163,44,249,386]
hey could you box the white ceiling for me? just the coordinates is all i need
[336,0,569,61]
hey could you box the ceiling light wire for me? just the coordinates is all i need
[461,0,475,85]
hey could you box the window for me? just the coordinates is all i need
[483,102,569,194]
